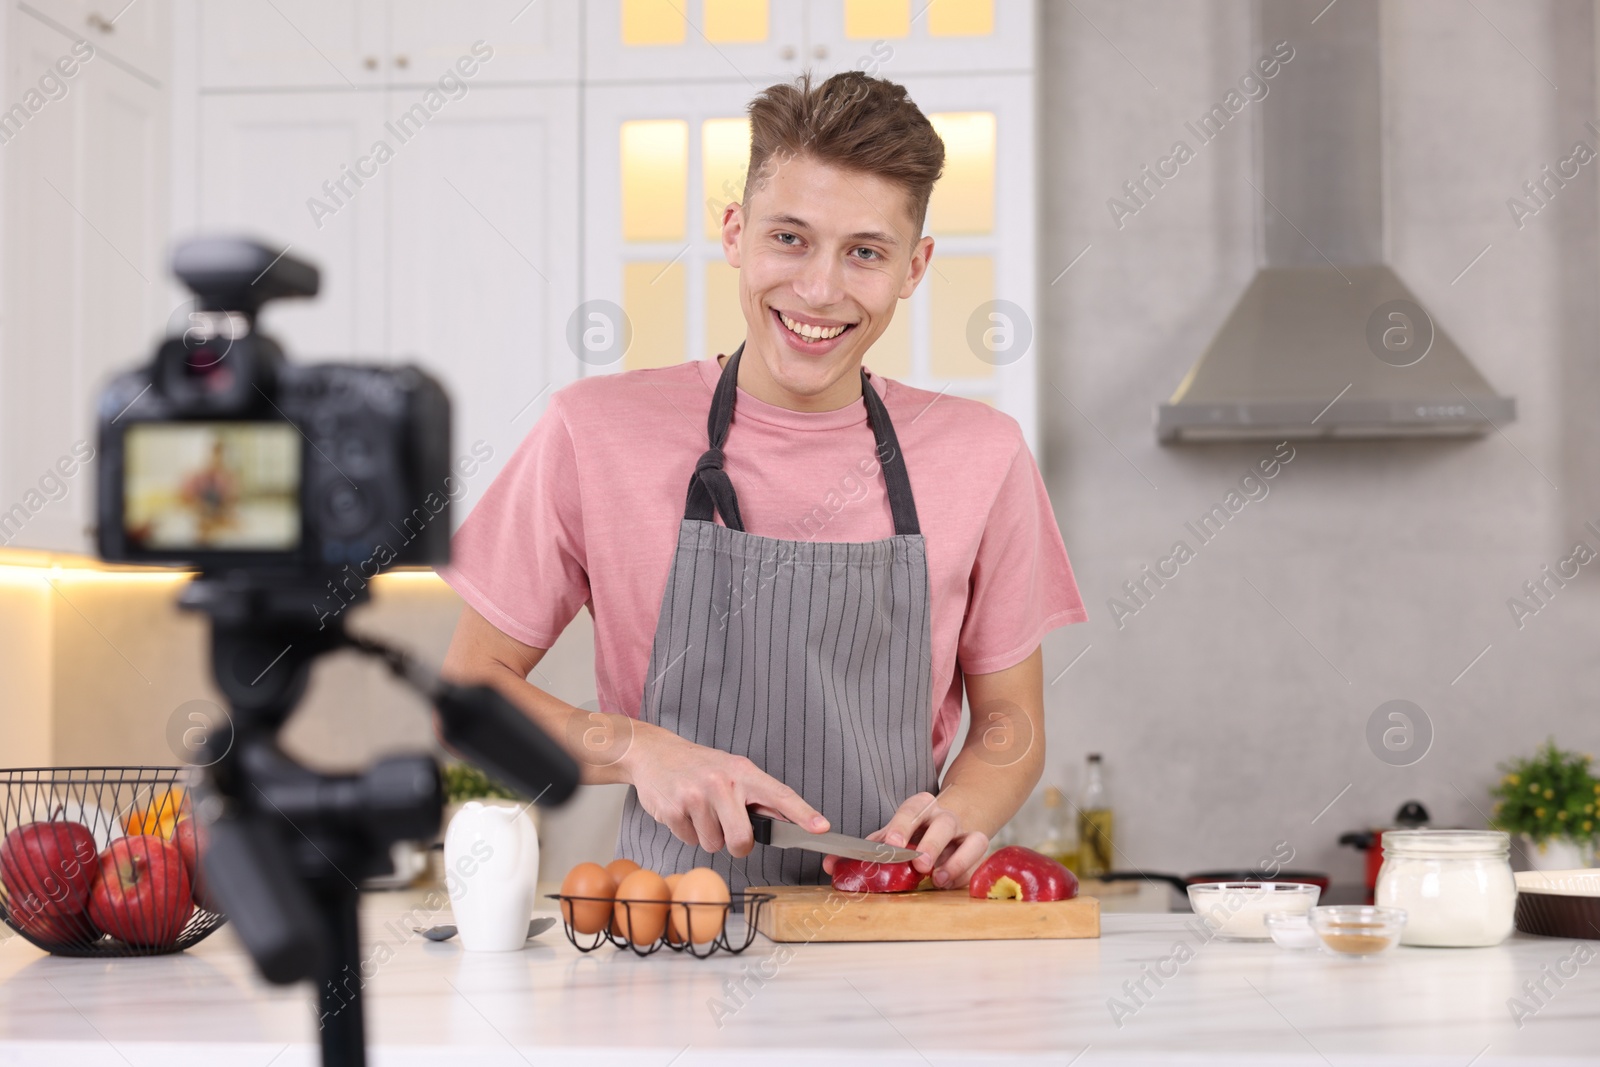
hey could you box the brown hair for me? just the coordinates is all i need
[744,72,945,234]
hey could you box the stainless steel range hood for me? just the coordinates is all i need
[1156,0,1515,443]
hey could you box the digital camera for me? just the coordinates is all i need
[96,237,450,573]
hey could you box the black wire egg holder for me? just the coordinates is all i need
[547,890,775,958]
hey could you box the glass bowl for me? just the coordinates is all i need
[1263,909,1319,949]
[1186,882,1321,941]
[1308,905,1407,958]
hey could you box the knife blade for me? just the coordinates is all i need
[749,813,921,863]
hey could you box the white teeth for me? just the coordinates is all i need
[779,312,848,341]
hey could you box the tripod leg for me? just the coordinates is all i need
[311,880,367,1067]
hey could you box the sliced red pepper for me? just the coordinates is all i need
[968,846,1078,902]
[830,857,923,894]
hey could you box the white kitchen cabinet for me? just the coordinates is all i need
[185,9,583,525]
[198,0,578,90]
[194,84,580,507]
[584,0,1032,84]
[1,12,85,553]
[386,0,579,85]
[386,85,580,506]
[197,0,384,90]
[582,80,770,371]
[805,0,1034,77]
[78,34,170,411]
[79,0,170,82]
[0,4,169,553]
[584,0,806,84]
[196,91,390,358]
[896,71,1037,445]
[21,0,171,83]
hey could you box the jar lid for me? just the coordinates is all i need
[1382,829,1509,856]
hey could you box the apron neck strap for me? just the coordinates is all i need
[684,344,921,536]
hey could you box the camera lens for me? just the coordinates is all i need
[337,435,377,476]
[321,481,375,537]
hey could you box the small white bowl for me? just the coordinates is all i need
[1186,882,1322,941]
[1263,909,1319,949]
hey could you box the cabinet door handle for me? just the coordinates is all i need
[394,55,409,69]
[779,44,796,60]
[812,44,828,59]
[86,12,114,33]
[364,56,379,70]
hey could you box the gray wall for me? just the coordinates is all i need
[1038,0,1600,882]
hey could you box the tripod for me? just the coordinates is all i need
[182,573,578,1067]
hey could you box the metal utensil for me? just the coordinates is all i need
[749,813,920,863]
[415,917,557,943]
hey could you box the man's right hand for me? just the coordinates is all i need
[439,607,827,857]
[621,722,828,857]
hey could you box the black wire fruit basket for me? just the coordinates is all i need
[0,768,227,957]
[549,891,775,958]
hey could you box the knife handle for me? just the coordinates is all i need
[748,812,775,846]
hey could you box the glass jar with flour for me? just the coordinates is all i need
[1375,830,1516,947]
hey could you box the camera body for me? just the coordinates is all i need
[96,238,450,572]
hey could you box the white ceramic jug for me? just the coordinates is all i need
[443,802,539,952]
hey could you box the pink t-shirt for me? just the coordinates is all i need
[439,357,1087,767]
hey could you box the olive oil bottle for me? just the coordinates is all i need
[1035,785,1080,871]
[1076,754,1114,877]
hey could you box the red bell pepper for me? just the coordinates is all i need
[969,846,1078,902]
[830,857,924,893]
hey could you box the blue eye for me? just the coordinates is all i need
[853,247,880,261]
[776,232,799,245]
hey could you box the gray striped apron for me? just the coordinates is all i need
[616,344,936,893]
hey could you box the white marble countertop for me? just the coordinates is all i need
[1,889,1597,1066]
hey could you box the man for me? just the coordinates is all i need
[440,72,1085,893]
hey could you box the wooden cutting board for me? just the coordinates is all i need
[749,886,1100,942]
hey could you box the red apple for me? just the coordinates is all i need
[14,906,99,949]
[0,821,98,920]
[87,835,194,948]
[171,816,217,911]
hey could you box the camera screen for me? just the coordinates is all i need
[124,423,301,551]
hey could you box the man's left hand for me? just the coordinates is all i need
[820,791,989,889]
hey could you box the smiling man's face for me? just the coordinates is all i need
[721,152,934,412]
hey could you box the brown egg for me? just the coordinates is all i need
[560,862,618,934]
[604,859,645,935]
[605,857,641,882]
[671,867,731,945]
[664,873,685,941]
[613,869,671,945]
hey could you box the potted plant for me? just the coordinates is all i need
[1489,741,1599,871]
[442,762,522,818]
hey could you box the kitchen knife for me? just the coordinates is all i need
[749,812,920,863]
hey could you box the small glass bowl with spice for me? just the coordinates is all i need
[1309,905,1407,958]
